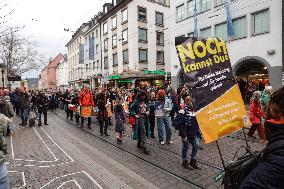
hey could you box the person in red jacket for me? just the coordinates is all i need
[248,91,265,140]
[79,85,94,129]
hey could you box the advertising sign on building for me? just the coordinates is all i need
[175,37,247,144]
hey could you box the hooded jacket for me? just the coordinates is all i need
[240,120,284,189]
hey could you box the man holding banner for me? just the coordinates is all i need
[79,85,94,129]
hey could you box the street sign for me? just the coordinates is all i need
[8,76,21,81]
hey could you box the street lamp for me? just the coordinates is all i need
[0,64,6,90]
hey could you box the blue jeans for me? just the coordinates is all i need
[182,136,198,161]
[0,164,9,189]
[20,108,28,124]
[157,116,172,142]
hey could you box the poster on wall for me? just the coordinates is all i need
[175,37,248,144]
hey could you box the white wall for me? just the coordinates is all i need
[170,0,282,88]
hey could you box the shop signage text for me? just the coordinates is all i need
[108,75,121,80]
[144,70,166,75]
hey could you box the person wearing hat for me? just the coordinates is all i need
[130,90,150,155]
[0,96,14,136]
[241,86,284,188]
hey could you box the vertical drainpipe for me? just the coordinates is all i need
[99,21,104,89]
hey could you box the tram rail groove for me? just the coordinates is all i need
[54,112,211,189]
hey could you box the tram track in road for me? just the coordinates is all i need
[53,111,221,189]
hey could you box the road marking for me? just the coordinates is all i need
[32,127,59,161]
[9,171,26,189]
[10,127,59,163]
[40,127,74,162]
[40,171,103,189]
[57,179,82,189]
[10,135,14,160]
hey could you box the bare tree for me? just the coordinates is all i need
[0,28,43,76]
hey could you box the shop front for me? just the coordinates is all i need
[136,70,171,88]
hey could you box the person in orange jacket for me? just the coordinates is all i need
[79,85,94,129]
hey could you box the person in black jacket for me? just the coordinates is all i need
[241,86,284,189]
[36,92,49,126]
[97,92,109,136]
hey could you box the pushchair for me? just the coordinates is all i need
[28,105,37,127]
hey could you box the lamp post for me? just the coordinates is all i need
[0,64,6,90]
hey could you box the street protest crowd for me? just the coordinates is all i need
[0,83,283,188]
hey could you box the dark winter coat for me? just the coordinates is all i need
[19,92,29,108]
[97,93,107,121]
[240,120,284,189]
[179,106,199,139]
[36,94,49,112]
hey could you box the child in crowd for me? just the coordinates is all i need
[114,97,125,143]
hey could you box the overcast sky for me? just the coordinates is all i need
[4,0,109,77]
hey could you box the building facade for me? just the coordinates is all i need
[66,24,87,90]
[39,53,64,90]
[56,54,69,91]
[170,0,283,90]
[82,15,102,89]
[100,0,171,88]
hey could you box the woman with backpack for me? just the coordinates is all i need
[240,87,284,188]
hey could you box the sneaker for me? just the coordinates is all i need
[104,133,110,136]
[137,143,142,149]
[151,135,156,138]
[167,141,174,145]
[190,159,200,169]
[160,141,165,145]
[182,160,190,169]
[38,123,42,127]
[44,123,48,125]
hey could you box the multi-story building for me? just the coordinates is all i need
[56,54,69,91]
[82,15,103,88]
[39,53,64,90]
[99,0,171,88]
[170,0,283,90]
[66,24,87,90]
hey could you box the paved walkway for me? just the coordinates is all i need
[6,110,265,189]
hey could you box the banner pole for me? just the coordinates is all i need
[216,140,226,171]
[242,128,250,149]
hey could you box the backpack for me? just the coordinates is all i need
[223,147,263,189]
[172,112,184,130]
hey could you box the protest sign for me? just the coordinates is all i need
[175,37,247,144]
